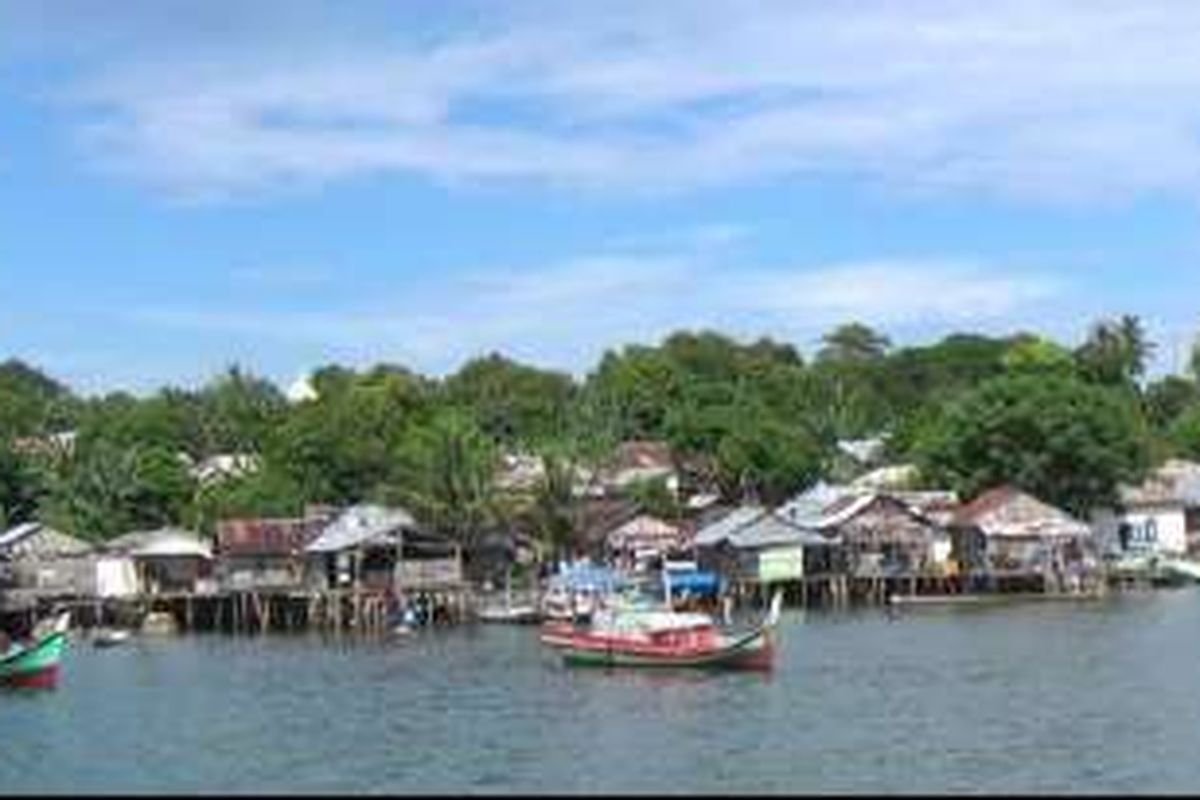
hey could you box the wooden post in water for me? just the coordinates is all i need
[257,593,269,635]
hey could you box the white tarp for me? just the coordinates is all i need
[96,557,139,598]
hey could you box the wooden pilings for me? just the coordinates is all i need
[728,571,980,611]
[2,585,470,638]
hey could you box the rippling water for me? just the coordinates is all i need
[5,589,1200,794]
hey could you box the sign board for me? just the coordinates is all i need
[757,546,804,582]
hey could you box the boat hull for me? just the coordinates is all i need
[558,627,775,671]
[477,606,543,624]
[539,620,577,648]
[1159,558,1200,583]
[93,629,133,648]
[0,630,68,690]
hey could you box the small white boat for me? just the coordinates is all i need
[140,612,179,636]
[93,628,133,648]
[1159,557,1200,583]
[477,604,542,624]
[480,571,544,624]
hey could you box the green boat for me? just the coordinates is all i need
[0,612,70,689]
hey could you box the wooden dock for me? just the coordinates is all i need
[1,585,475,635]
[728,567,1114,610]
[887,590,1108,607]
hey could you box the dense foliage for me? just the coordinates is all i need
[2,315,1196,549]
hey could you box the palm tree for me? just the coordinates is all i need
[1190,330,1200,386]
[529,447,586,565]
[389,410,499,549]
[42,440,142,541]
[1077,315,1154,386]
[1117,314,1154,381]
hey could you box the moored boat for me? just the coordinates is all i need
[93,628,133,648]
[140,611,179,636]
[1159,557,1200,583]
[478,575,543,624]
[0,611,71,689]
[477,604,543,624]
[546,592,783,670]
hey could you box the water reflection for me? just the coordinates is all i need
[559,662,775,689]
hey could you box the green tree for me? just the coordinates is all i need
[583,346,682,440]
[1167,404,1200,461]
[714,409,823,505]
[1145,375,1200,431]
[442,353,575,447]
[0,359,79,437]
[915,373,1151,516]
[190,467,307,534]
[816,323,892,364]
[0,439,47,527]
[77,391,195,455]
[42,441,194,540]
[195,366,287,454]
[269,366,434,503]
[626,475,681,521]
[528,447,587,562]
[1002,335,1076,375]
[389,410,499,547]
[1075,315,1154,386]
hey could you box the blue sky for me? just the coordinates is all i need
[4,1,1200,396]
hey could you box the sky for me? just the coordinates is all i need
[3,1,1200,396]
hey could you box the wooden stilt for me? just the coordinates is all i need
[259,594,269,634]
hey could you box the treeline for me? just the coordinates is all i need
[2,316,1199,549]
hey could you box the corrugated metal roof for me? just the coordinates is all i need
[817,493,881,528]
[102,530,153,554]
[693,505,767,546]
[0,523,92,558]
[776,482,858,528]
[0,522,41,550]
[1120,460,1200,508]
[606,515,683,549]
[217,516,328,556]
[952,487,1089,539]
[304,504,418,553]
[778,482,958,529]
[130,529,213,559]
[728,513,835,549]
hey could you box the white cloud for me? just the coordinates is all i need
[125,254,1064,376]
[22,1,1200,202]
[743,261,1062,325]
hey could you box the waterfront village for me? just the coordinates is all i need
[3,434,1199,638]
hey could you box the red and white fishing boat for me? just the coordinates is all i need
[541,592,782,670]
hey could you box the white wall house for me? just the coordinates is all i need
[1093,503,1187,556]
[1092,467,1193,557]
